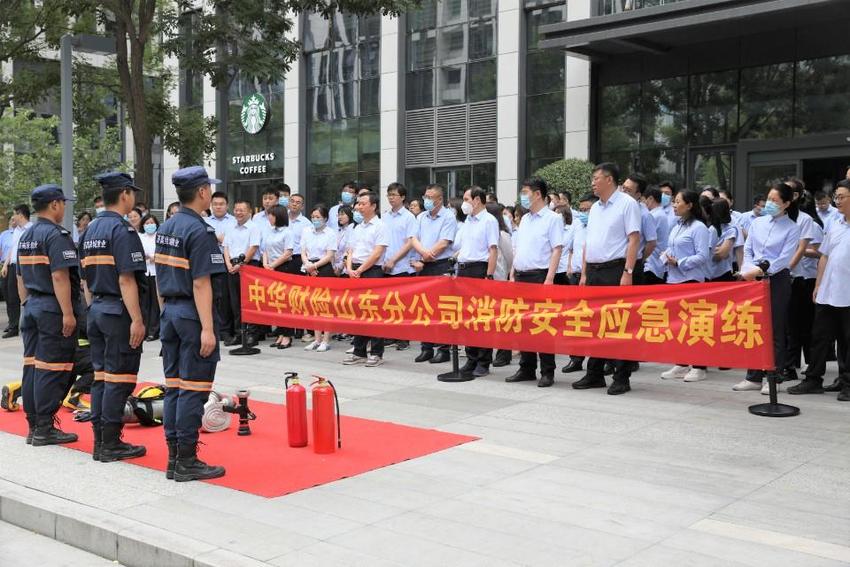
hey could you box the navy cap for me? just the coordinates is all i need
[31,184,72,205]
[172,166,221,190]
[95,171,141,192]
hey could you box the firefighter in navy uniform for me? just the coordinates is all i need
[156,166,227,481]
[80,172,148,462]
[17,185,80,446]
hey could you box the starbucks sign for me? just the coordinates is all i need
[240,93,268,135]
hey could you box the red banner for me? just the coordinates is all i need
[240,265,774,369]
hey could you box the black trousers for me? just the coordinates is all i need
[6,265,20,330]
[516,270,555,375]
[459,262,492,367]
[748,270,792,380]
[804,304,850,383]
[352,265,385,357]
[585,259,632,382]
[226,271,244,331]
[419,259,451,352]
[643,271,665,285]
[787,277,816,368]
[140,275,160,338]
[559,271,584,364]
[216,265,233,337]
[632,258,645,285]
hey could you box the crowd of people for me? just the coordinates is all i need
[4,164,849,399]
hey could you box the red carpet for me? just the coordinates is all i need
[0,401,477,497]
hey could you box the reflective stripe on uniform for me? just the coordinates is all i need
[164,377,181,388]
[23,356,35,366]
[34,360,74,372]
[178,379,213,392]
[104,373,137,384]
[94,371,106,381]
[18,255,49,265]
[81,255,116,267]
[154,253,190,269]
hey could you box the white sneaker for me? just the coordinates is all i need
[304,341,319,351]
[661,365,690,380]
[683,368,707,382]
[733,379,762,391]
[315,343,330,352]
[341,354,366,365]
[345,346,355,355]
[761,378,770,395]
[365,355,384,367]
[301,333,315,342]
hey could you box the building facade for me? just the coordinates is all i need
[162,0,850,210]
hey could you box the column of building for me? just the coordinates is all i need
[378,15,402,207]
[564,0,591,160]
[495,0,522,203]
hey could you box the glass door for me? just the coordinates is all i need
[749,161,799,197]
[433,166,472,200]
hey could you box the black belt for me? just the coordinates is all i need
[425,258,451,266]
[457,261,487,270]
[93,293,121,299]
[515,268,548,276]
[352,263,382,271]
[586,259,626,270]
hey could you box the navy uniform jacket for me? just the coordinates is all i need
[17,218,81,300]
[155,207,226,304]
[80,211,146,295]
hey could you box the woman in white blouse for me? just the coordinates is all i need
[300,204,337,352]
[139,214,160,341]
[262,205,294,349]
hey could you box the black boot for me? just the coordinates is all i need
[99,423,146,462]
[25,415,36,445]
[174,442,225,482]
[92,423,102,461]
[166,440,178,480]
[787,377,824,395]
[32,416,78,446]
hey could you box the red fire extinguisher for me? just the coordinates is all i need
[284,372,307,448]
[311,375,341,454]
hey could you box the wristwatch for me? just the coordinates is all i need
[624,267,634,274]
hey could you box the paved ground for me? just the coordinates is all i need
[0,520,120,566]
[0,316,848,566]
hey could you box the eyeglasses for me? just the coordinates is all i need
[835,194,848,202]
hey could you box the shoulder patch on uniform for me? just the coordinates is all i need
[128,226,136,233]
[211,253,224,264]
[58,227,71,236]
[63,249,77,260]
[131,251,144,263]
[206,225,217,233]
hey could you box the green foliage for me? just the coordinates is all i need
[0,110,125,213]
[533,159,596,202]
[162,108,218,168]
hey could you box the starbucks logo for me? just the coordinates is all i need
[240,93,268,135]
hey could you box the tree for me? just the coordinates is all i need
[0,110,125,212]
[0,0,94,116]
[93,0,416,195]
[534,158,595,203]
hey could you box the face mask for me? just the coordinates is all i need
[353,211,364,224]
[577,212,589,226]
[278,197,289,207]
[143,224,157,234]
[661,194,672,207]
[123,214,130,221]
[520,194,531,209]
[503,214,512,226]
[423,198,435,212]
[763,201,781,217]
[754,207,763,217]
[548,201,556,210]
[341,192,354,205]
[311,219,324,230]
[95,207,105,215]
[461,201,473,216]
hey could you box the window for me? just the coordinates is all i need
[688,70,738,145]
[305,12,381,204]
[795,55,850,136]
[405,0,497,109]
[525,3,566,176]
[739,63,793,140]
